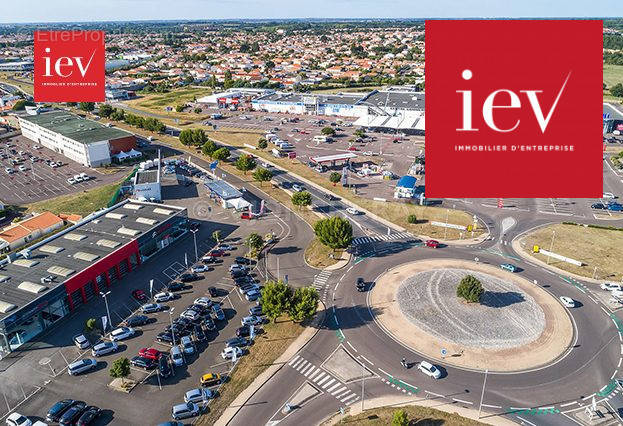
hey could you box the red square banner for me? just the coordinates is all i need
[425,20,603,198]
[34,30,105,102]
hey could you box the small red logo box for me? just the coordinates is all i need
[34,30,105,102]
[425,20,603,198]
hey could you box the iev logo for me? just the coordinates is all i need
[456,69,571,134]
[425,20,603,198]
[34,30,105,102]
[42,47,97,78]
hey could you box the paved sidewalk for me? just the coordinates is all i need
[322,394,516,426]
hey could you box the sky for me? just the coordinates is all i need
[3,0,623,23]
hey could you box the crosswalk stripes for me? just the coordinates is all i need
[287,355,359,403]
[352,232,415,246]
[312,270,332,291]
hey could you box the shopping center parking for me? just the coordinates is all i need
[0,135,127,204]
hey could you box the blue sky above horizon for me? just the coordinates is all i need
[3,0,623,24]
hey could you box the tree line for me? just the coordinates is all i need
[98,104,166,133]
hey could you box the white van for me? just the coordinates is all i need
[68,358,97,375]
[313,135,329,143]
[265,133,277,141]
[171,345,185,367]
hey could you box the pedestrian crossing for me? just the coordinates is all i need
[352,231,415,246]
[288,355,360,404]
[313,270,332,290]
[535,198,574,216]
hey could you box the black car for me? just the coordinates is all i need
[47,399,76,422]
[173,317,193,328]
[167,281,185,291]
[235,276,254,285]
[226,337,249,347]
[125,314,149,327]
[592,203,607,209]
[324,193,334,201]
[159,354,172,378]
[131,355,157,370]
[356,278,366,292]
[76,405,101,426]
[189,303,208,314]
[202,317,216,331]
[179,273,199,282]
[193,325,207,342]
[203,256,220,264]
[249,305,263,316]
[236,326,251,337]
[235,256,252,265]
[156,332,174,344]
[230,269,247,279]
[208,286,218,297]
[59,401,87,425]
[166,325,191,337]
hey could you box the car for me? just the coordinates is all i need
[156,332,174,344]
[139,347,163,360]
[125,314,149,327]
[212,304,225,321]
[236,326,252,338]
[141,303,163,313]
[221,346,243,360]
[76,405,101,426]
[601,282,623,292]
[241,315,263,326]
[59,401,87,425]
[132,289,148,301]
[235,275,255,285]
[159,355,172,378]
[202,317,216,331]
[246,290,261,301]
[219,244,235,251]
[18,165,26,172]
[208,286,218,297]
[202,255,220,264]
[171,402,200,421]
[73,334,90,349]
[560,296,576,308]
[608,203,623,211]
[207,249,225,257]
[5,413,31,426]
[603,192,617,199]
[184,388,217,404]
[67,177,76,184]
[347,146,358,151]
[179,273,199,282]
[46,399,76,422]
[171,346,185,367]
[181,335,195,354]
[226,337,249,348]
[356,278,366,292]
[91,341,119,357]
[191,264,210,273]
[241,212,254,220]
[154,291,175,302]
[131,356,157,370]
[68,359,97,375]
[292,184,303,192]
[189,296,211,308]
[239,284,259,294]
[229,263,248,273]
[591,202,607,209]
[417,361,442,379]
[346,207,360,215]
[167,281,185,291]
[500,263,517,273]
[193,325,207,342]
[249,305,263,316]
[425,239,440,248]
[231,269,248,279]
[110,326,135,341]
[181,309,200,322]
[362,151,373,156]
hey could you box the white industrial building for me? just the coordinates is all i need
[133,162,161,202]
[17,111,137,167]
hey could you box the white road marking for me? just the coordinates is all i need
[341,394,357,403]
[288,355,300,365]
[481,404,502,409]
[347,342,357,352]
[516,416,537,426]
[425,391,445,398]
[304,366,317,377]
[452,398,473,405]
[359,355,373,366]
[560,401,577,408]
[327,383,341,393]
[316,375,331,386]
[312,372,326,383]
[322,378,336,389]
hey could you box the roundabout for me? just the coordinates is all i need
[369,259,574,371]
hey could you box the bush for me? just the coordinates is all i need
[456,275,484,303]
[392,409,409,426]
[407,214,417,224]
[85,318,97,332]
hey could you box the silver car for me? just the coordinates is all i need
[91,341,119,357]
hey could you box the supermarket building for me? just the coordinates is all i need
[0,199,188,354]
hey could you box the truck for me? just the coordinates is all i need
[271,148,283,158]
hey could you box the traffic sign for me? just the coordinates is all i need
[441,348,447,357]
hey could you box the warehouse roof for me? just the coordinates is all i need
[360,90,425,111]
[205,180,242,200]
[0,199,186,321]
[19,110,133,144]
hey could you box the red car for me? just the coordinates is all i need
[138,347,162,360]
[207,249,225,257]
[347,146,358,151]
[425,239,440,248]
[131,289,147,301]
[240,212,253,220]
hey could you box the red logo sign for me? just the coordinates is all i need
[34,31,105,102]
[425,20,602,198]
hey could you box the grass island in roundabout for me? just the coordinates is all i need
[369,259,574,372]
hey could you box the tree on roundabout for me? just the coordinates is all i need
[456,275,484,303]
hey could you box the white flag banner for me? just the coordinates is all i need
[231,348,237,363]
[101,315,108,332]
[184,253,188,267]
[149,279,154,295]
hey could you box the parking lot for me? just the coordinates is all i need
[0,135,127,204]
[0,172,288,425]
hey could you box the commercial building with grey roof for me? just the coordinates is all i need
[17,110,137,167]
[0,199,188,354]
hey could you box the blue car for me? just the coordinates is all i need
[500,263,517,272]
[608,203,623,211]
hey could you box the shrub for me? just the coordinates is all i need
[456,275,484,303]
[407,214,417,224]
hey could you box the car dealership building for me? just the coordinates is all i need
[0,199,188,354]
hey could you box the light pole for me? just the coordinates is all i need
[169,307,176,346]
[190,229,199,263]
[547,230,556,264]
[478,368,489,419]
[99,291,111,333]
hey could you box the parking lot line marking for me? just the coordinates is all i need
[209,360,230,368]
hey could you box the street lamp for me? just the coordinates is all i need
[190,229,199,263]
[99,291,111,333]
[169,307,176,346]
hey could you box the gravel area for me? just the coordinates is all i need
[396,268,546,349]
